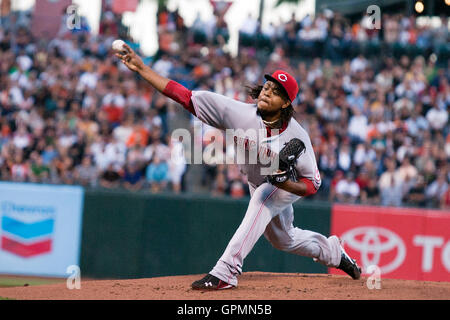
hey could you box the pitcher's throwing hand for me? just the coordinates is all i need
[115,42,144,73]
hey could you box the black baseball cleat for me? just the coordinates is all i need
[191,274,234,290]
[337,246,362,280]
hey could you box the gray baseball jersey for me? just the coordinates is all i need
[190,90,340,287]
[191,90,322,189]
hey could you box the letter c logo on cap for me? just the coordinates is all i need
[278,74,288,82]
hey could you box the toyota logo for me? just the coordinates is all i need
[278,74,288,82]
[341,226,406,274]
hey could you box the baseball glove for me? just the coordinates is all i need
[266,138,306,185]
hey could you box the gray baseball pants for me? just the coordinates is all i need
[210,182,342,286]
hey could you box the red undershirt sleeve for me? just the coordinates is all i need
[162,80,196,116]
[299,177,318,197]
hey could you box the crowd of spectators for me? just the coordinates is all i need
[238,10,449,63]
[0,5,448,209]
[0,6,188,195]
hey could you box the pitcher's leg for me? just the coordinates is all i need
[210,184,280,286]
[264,206,341,267]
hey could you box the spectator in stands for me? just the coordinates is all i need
[404,175,427,207]
[122,162,144,191]
[9,152,29,182]
[99,163,121,189]
[73,155,98,187]
[152,54,173,79]
[405,108,429,137]
[441,187,450,210]
[12,123,31,150]
[426,103,448,132]
[355,169,369,191]
[112,113,134,145]
[379,159,403,207]
[353,143,375,170]
[348,108,368,144]
[337,141,352,173]
[360,176,380,205]
[58,155,75,185]
[29,151,50,183]
[346,86,366,112]
[146,155,169,193]
[319,146,339,180]
[228,179,246,199]
[425,171,449,208]
[335,172,360,204]
[144,134,170,164]
[421,158,437,186]
[397,155,418,186]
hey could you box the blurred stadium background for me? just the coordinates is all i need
[0,0,449,287]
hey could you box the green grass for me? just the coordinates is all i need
[0,296,15,300]
[0,276,65,288]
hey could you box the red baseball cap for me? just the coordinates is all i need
[264,70,299,102]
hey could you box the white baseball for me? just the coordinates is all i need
[112,39,125,52]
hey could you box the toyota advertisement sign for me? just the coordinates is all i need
[330,204,450,282]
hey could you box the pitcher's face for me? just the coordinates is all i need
[257,81,290,118]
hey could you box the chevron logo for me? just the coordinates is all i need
[0,202,55,258]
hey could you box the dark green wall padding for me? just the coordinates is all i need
[80,189,332,279]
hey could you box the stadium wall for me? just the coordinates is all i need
[1,184,447,281]
[79,190,331,279]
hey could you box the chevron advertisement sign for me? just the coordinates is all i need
[1,202,55,258]
[0,182,84,277]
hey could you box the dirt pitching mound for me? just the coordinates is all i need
[0,272,449,300]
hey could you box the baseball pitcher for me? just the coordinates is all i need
[116,44,361,290]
